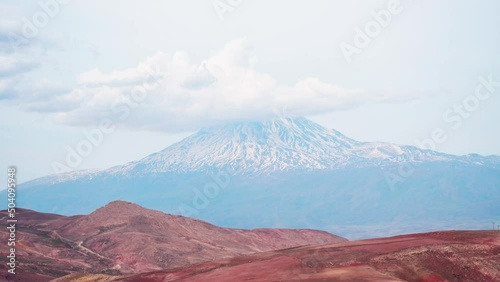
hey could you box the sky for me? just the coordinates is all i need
[0,0,499,184]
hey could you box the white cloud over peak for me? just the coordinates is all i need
[21,39,413,132]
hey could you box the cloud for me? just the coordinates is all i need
[0,54,39,100]
[0,3,43,100]
[20,38,415,132]
[0,55,38,77]
[0,4,21,51]
[0,77,20,100]
[0,3,37,54]
[77,60,160,88]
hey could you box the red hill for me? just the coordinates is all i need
[0,201,345,281]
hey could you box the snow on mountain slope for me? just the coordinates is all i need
[24,117,498,186]
[111,117,463,174]
[23,169,102,187]
[15,117,500,238]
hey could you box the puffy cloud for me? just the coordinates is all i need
[77,54,166,88]
[22,39,414,132]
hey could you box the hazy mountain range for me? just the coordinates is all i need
[8,117,500,239]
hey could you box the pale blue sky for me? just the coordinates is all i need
[1,0,499,183]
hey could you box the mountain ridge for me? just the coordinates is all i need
[22,117,500,187]
[9,117,500,239]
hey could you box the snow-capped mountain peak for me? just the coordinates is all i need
[112,117,456,174]
[29,116,499,188]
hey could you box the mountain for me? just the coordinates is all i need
[110,117,449,174]
[0,201,346,282]
[53,230,500,282]
[27,117,499,181]
[7,117,500,239]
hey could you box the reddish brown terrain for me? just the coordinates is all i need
[0,201,345,281]
[53,230,500,282]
